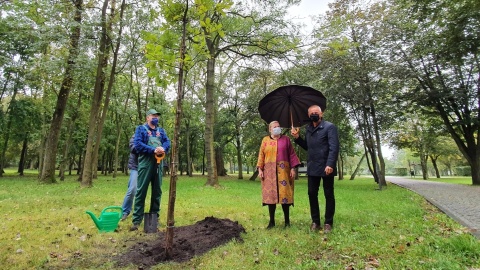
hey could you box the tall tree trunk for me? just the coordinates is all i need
[352,26,385,188]
[39,0,83,183]
[0,76,19,177]
[185,119,192,176]
[429,155,441,178]
[133,67,143,123]
[202,142,205,175]
[91,0,125,180]
[77,151,82,176]
[111,63,132,179]
[337,154,344,180]
[37,112,48,176]
[471,159,480,185]
[59,93,82,181]
[370,104,386,186]
[236,131,243,180]
[215,148,226,176]
[69,155,74,175]
[187,135,192,176]
[204,57,218,185]
[165,3,188,258]
[362,106,379,184]
[420,153,428,180]
[58,133,69,181]
[0,72,11,102]
[113,115,122,178]
[81,0,109,187]
[249,170,259,181]
[350,153,366,180]
[17,137,28,176]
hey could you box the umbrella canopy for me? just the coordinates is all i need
[258,85,327,128]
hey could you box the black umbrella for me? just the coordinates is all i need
[258,85,327,128]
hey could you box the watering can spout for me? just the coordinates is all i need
[85,210,101,228]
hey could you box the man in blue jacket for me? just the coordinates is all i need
[291,105,339,233]
[130,109,170,231]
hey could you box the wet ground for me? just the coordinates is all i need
[115,216,246,269]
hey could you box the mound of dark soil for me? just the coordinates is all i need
[116,216,246,269]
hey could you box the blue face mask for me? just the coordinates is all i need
[272,127,282,135]
[151,117,159,126]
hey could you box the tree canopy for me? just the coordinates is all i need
[0,0,478,185]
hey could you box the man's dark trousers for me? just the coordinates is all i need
[308,175,335,226]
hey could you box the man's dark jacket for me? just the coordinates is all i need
[128,135,138,170]
[294,120,339,177]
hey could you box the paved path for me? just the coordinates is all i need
[387,176,480,239]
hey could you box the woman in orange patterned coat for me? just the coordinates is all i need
[257,121,301,229]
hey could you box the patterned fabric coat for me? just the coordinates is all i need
[257,135,300,205]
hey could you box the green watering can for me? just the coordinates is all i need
[85,206,122,233]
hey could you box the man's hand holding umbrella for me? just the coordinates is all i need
[291,127,300,139]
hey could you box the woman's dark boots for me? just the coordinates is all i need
[267,204,276,229]
[282,204,290,227]
[267,204,291,229]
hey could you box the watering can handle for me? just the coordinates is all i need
[101,206,123,214]
[155,152,165,164]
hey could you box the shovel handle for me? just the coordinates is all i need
[155,152,165,164]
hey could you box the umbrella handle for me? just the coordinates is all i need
[290,109,294,128]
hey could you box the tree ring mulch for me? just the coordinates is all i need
[115,216,246,269]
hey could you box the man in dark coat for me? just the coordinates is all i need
[291,105,339,233]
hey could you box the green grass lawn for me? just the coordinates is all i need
[0,169,479,269]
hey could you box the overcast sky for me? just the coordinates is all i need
[288,0,331,16]
[287,0,333,34]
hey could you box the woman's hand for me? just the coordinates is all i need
[258,168,264,180]
[290,168,296,179]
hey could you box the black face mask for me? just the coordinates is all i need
[310,114,320,122]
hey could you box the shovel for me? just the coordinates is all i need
[144,152,165,233]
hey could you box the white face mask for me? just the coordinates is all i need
[272,127,282,135]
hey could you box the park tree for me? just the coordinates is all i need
[437,140,467,176]
[312,0,401,187]
[387,0,480,185]
[79,0,110,186]
[81,0,126,187]
[0,0,63,177]
[428,136,461,178]
[188,0,301,186]
[238,66,278,180]
[39,0,83,183]
[140,0,191,258]
[9,98,43,176]
[389,112,445,180]
[226,67,272,179]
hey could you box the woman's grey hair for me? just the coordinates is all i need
[269,121,279,129]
